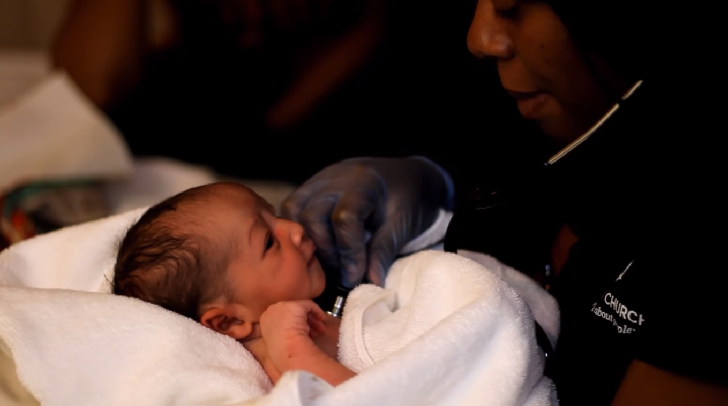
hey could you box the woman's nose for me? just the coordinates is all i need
[467,0,513,59]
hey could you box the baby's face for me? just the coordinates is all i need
[195,183,326,315]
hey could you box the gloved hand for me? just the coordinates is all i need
[281,156,453,288]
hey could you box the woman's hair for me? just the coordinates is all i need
[113,188,233,320]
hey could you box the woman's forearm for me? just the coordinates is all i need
[51,0,149,109]
[265,5,385,130]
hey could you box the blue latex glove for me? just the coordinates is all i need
[281,156,454,288]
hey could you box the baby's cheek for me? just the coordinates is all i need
[312,266,326,297]
[278,266,307,298]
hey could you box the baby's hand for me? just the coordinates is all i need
[259,300,328,373]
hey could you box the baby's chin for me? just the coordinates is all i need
[309,258,327,297]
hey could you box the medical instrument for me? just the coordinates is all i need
[316,283,351,318]
[326,286,351,318]
[321,231,371,317]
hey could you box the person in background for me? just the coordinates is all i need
[49,0,379,178]
[52,0,535,183]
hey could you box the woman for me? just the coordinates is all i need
[281,0,727,404]
[51,0,509,184]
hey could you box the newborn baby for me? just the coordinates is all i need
[113,182,354,386]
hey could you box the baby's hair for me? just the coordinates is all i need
[113,186,233,320]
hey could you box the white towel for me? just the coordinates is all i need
[0,208,144,292]
[0,286,272,406]
[456,250,559,350]
[333,250,558,406]
[0,212,559,405]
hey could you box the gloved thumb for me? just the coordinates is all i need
[338,230,373,289]
[365,222,403,287]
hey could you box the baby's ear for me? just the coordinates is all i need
[200,304,254,340]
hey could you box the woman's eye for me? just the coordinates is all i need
[265,233,274,251]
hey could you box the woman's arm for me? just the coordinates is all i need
[611,360,728,406]
[51,0,157,109]
[265,1,385,131]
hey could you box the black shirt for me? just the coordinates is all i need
[445,78,728,405]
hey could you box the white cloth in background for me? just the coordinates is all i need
[0,61,293,219]
[0,71,133,196]
[104,157,218,215]
[0,63,220,220]
[104,157,297,216]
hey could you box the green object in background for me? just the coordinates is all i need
[1,179,110,235]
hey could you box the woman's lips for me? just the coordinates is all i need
[506,89,549,119]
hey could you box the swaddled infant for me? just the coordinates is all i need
[113,182,355,386]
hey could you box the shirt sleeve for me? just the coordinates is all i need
[632,232,728,384]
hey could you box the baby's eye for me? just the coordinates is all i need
[265,233,275,251]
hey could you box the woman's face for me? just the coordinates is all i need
[468,0,630,144]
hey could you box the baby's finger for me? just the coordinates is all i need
[314,318,326,333]
[306,316,324,340]
[307,313,326,333]
[306,302,327,321]
[292,300,325,318]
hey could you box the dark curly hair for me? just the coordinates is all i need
[113,186,234,320]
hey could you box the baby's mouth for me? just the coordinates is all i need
[307,253,319,269]
[303,238,317,266]
[306,249,317,267]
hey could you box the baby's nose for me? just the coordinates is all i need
[285,220,306,246]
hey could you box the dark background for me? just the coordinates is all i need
[110,0,553,196]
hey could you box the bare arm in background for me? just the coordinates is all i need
[51,0,174,110]
[265,0,385,130]
[52,0,384,128]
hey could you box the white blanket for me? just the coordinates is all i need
[0,209,145,291]
[0,210,559,405]
[0,287,272,405]
[335,250,557,406]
